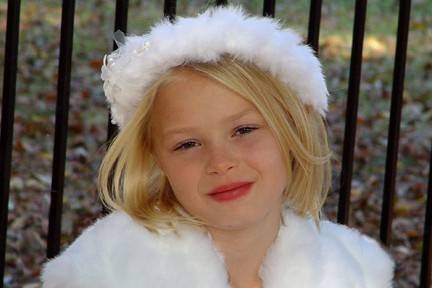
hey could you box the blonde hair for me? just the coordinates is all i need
[98,54,333,234]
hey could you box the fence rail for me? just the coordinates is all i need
[0,0,430,287]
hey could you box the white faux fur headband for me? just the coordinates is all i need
[101,4,329,129]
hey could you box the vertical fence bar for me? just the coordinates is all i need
[107,0,129,144]
[337,0,367,225]
[380,0,411,246]
[113,0,129,57]
[103,0,130,216]
[46,0,76,259]
[164,0,176,22]
[420,142,432,287]
[216,0,228,6]
[307,0,322,55]
[0,1,21,285]
[262,0,275,17]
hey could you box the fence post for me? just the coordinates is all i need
[0,1,21,286]
[47,0,76,259]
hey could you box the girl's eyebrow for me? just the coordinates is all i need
[163,108,257,137]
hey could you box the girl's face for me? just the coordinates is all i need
[151,69,288,230]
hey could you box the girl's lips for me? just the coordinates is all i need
[209,181,254,195]
[208,182,253,202]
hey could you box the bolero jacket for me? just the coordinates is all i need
[40,206,395,288]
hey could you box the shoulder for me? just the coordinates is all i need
[40,210,229,288]
[40,211,147,287]
[318,219,395,287]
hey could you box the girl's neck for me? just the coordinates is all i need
[206,208,282,288]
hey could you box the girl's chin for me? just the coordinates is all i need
[202,207,282,232]
[204,217,262,232]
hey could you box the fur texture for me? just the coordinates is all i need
[41,207,395,287]
[101,4,330,129]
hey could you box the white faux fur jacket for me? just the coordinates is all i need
[41,207,395,288]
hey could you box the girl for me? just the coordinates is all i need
[41,4,395,288]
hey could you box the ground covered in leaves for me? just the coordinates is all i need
[0,0,431,287]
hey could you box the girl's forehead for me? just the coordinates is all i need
[155,72,256,115]
[163,67,205,85]
[151,77,263,131]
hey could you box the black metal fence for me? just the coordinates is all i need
[0,0,431,287]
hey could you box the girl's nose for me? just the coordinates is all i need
[206,144,239,175]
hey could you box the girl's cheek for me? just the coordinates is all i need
[170,153,205,175]
[240,135,264,150]
[239,132,282,164]
[236,131,271,155]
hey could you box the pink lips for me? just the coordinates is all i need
[208,182,254,202]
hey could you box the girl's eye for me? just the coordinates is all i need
[173,126,258,151]
[174,141,198,151]
[234,126,258,136]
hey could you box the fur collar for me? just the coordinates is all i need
[41,207,395,287]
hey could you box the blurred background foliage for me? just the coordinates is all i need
[0,0,431,287]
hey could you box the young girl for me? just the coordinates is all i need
[41,4,395,288]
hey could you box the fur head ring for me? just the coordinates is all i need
[101,4,329,129]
